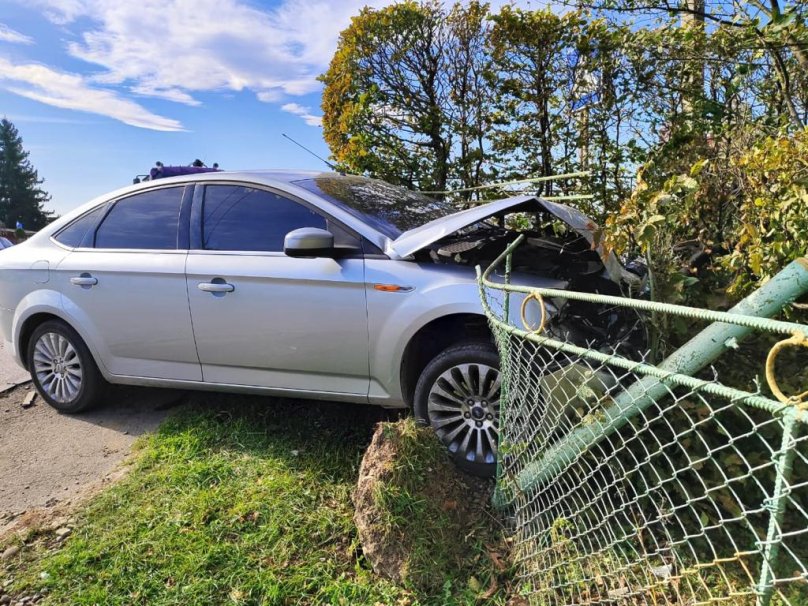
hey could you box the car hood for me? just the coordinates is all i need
[390,194,636,284]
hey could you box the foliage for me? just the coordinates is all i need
[604,128,808,313]
[566,1,808,129]
[320,1,457,193]
[321,3,645,208]
[723,129,808,295]
[323,1,807,314]
[486,8,643,209]
[0,118,53,231]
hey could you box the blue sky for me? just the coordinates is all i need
[0,0,538,216]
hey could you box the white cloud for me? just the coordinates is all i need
[9,0,545,128]
[25,0,390,112]
[0,23,33,45]
[280,103,322,127]
[0,58,184,131]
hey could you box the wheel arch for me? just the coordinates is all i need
[399,313,493,408]
[15,304,107,378]
[18,312,64,371]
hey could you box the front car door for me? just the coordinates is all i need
[54,185,202,381]
[185,182,370,397]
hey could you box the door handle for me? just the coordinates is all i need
[70,275,98,286]
[198,281,235,293]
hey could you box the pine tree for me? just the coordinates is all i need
[0,118,53,231]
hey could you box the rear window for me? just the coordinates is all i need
[95,187,184,250]
[53,205,107,248]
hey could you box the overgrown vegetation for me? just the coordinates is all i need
[321,1,808,322]
[1,397,503,605]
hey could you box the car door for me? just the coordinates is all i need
[55,185,202,381]
[185,183,370,396]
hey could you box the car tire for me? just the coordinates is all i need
[414,341,501,478]
[27,320,105,413]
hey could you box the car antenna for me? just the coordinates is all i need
[281,133,340,172]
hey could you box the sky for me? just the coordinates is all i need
[0,0,543,217]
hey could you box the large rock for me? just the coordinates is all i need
[353,419,497,591]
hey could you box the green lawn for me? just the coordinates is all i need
[2,395,504,605]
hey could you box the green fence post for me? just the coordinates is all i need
[756,410,801,606]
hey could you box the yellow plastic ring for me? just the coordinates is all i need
[765,332,808,407]
[520,292,547,335]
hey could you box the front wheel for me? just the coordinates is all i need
[27,320,105,413]
[413,341,501,477]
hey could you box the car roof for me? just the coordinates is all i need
[165,168,332,184]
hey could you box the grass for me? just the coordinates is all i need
[1,395,505,605]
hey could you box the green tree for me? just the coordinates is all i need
[568,1,807,128]
[0,118,53,231]
[487,8,644,210]
[320,1,453,193]
[321,1,503,197]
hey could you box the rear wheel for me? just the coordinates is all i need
[27,320,104,413]
[414,341,501,477]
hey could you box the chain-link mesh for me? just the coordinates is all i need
[479,249,808,606]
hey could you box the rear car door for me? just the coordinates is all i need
[54,185,202,380]
[185,182,370,396]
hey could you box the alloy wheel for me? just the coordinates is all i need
[426,362,500,465]
[33,331,83,404]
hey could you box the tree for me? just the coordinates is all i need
[566,1,807,129]
[321,1,503,197]
[486,8,644,210]
[321,1,452,193]
[321,3,645,209]
[0,118,53,230]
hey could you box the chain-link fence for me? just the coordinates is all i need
[478,238,808,605]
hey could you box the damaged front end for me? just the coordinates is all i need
[399,196,648,357]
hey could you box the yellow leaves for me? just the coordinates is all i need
[690,159,709,177]
[749,251,764,276]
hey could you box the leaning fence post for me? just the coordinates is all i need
[756,410,800,606]
[514,257,808,494]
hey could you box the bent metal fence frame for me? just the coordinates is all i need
[477,235,808,606]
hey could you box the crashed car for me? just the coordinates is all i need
[0,170,642,476]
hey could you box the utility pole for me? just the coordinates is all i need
[681,0,706,115]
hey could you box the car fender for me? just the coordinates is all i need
[12,289,112,377]
[367,278,488,405]
[365,260,565,406]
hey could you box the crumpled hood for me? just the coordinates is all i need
[390,194,637,284]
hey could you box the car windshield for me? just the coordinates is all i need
[293,175,458,238]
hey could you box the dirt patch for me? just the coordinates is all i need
[0,383,184,538]
[353,419,506,594]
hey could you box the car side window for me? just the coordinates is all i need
[53,205,107,248]
[94,187,184,250]
[202,185,327,252]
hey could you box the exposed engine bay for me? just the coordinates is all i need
[414,200,649,357]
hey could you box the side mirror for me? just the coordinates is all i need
[284,227,336,258]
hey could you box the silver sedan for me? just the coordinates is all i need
[0,170,639,476]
